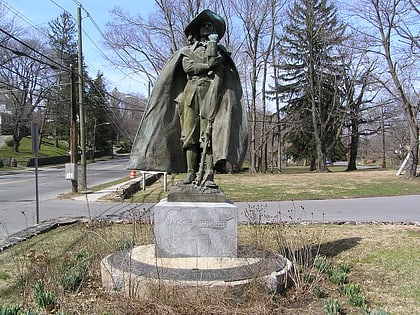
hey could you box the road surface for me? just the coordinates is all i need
[0,155,134,239]
[1,155,419,243]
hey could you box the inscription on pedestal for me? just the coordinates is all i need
[153,200,238,258]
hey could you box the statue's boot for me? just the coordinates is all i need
[203,154,218,188]
[203,172,217,188]
[183,148,199,184]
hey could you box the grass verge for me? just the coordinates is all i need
[0,137,68,164]
[0,221,418,314]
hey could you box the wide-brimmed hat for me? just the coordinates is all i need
[184,9,226,39]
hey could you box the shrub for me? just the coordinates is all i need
[313,286,327,298]
[303,272,316,284]
[323,299,343,315]
[327,265,349,285]
[0,305,22,315]
[114,238,135,251]
[59,250,91,292]
[337,262,351,274]
[33,281,56,311]
[348,292,367,308]
[314,255,331,273]
[340,283,362,296]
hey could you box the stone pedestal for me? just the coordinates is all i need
[101,199,292,299]
[101,244,291,298]
[153,200,237,258]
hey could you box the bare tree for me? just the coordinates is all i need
[104,0,215,85]
[108,89,147,142]
[341,37,378,171]
[0,37,53,152]
[352,0,419,177]
[231,0,285,173]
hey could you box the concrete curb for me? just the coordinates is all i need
[114,173,161,200]
[70,173,161,202]
[0,217,84,251]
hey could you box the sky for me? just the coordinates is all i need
[4,0,156,96]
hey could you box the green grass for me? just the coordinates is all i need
[0,271,10,280]
[327,225,420,314]
[0,136,68,164]
[129,168,420,203]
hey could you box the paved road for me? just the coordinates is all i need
[235,195,420,223]
[1,154,419,243]
[1,191,419,242]
[0,156,131,202]
[0,155,134,240]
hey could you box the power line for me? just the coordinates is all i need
[83,9,147,87]
[5,0,146,95]
[49,0,72,15]
[2,1,46,32]
[0,27,70,72]
[0,42,62,71]
[49,0,146,89]
[1,2,146,113]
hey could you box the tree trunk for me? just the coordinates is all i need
[12,135,20,153]
[12,124,21,152]
[310,157,316,171]
[346,117,359,171]
[404,126,419,178]
[312,112,329,172]
[315,145,328,172]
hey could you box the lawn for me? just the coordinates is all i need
[0,222,418,314]
[1,159,419,314]
[0,136,68,165]
[128,167,420,203]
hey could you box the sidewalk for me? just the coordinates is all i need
[1,178,419,251]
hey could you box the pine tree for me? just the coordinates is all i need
[85,73,113,157]
[275,0,348,171]
[47,12,78,147]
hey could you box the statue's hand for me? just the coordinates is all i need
[208,55,223,69]
[208,34,219,42]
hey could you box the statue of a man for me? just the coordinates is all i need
[128,10,247,188]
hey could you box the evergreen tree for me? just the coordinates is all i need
[274,0,348,171]
[85,72,113,156]
[47,12,78,146]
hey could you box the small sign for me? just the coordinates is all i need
[31,122,38,154]
[65,163,77,180]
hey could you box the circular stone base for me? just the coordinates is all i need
[101,244,292,298]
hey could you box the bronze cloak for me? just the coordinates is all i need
[128,48,248,173]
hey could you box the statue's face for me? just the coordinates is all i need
[200,22,215,37]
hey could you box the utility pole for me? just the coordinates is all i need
[381,104,386,168]
[77,5,87,191]
[70,64,78,192]
[31,121,40,224]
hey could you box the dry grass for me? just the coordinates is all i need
[0,221,418,314]
[129,168,420,203]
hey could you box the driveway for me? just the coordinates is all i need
[0,135,11,148]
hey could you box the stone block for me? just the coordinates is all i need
[153,200,237,258]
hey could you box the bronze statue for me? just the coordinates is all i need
[128,9,247,189]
